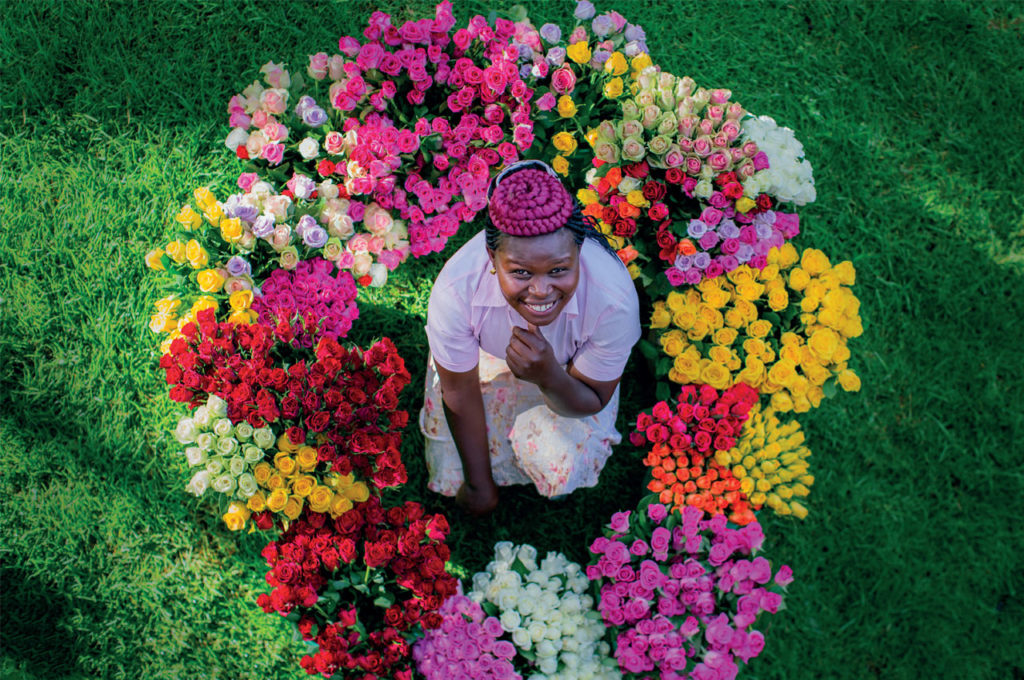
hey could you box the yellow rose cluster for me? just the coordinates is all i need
[714,406,813,519]
[650,243,863,412]
[247,433,370,522]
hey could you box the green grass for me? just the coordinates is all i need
[2,1,1023,679]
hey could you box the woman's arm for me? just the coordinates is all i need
[506,324,620,418]
[435,362,499,515]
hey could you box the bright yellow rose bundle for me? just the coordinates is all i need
[649,242,862,413]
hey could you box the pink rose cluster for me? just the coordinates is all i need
[411,593,520,680]
[251,257,359,348]
[225,1,540,262]
[587,503,792,679]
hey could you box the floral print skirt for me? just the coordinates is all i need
[419,349,622,498]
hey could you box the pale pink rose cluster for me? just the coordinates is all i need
[587,504,791,679]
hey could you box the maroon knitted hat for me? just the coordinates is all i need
[487,164,574,236]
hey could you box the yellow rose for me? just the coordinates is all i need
[842,318,864,338]
[713,327,739,346]
[626,190,649,208]
[185,239,208,268]
[557,95,577,118]
[737,357,765,386]
[253,462,273,486]
[697,305,724,329]
[145,248,166,270]
[673,355,702,382]
[222,502,250,531]
[308,485,334,513]
[266,473,285,490]
[176,204,203,230]
[602,76,624,99]
[154,295,181,315]
[775,243,800,268]
[203,204,224,227]
[551,155,569,176]
[190,295,219,315]
[585,127,599,148]
[566,41,592,64]
[837,369,861,392]
[767,289,789,312]
[273,452,297,477]
[708,345,733,364]
[734,300,758,324]
[704,288,731,309]
[651,302,671,329]
[149,313,177,333]
[665,292,687,313]
[789,375,810,396]
[800,295,820,313]
[660,330,687,357]
[552,131,578,155]
[604,51,628,76]
[734,197,756,213]
[343,482,370,503]
[282,495,304,520]
[278,431,300,452]
[577,188,599,205]
[266,488,288,513]
[724,309,745,329]
[808,328,839,362]
[296,445,319,472]
[770,391,794,412]
[768,359,798,386]
[220,217,243,243]
[802,361,829,385]
[630,53,653,72]
[834,343,852,363]
[330,496,354,518]
[196,269,226,293]
[759,264,780,282]
[801,248,831,275]
[228,290,254,312]
[833,261,856,285]
[246,490,267,513]
[700,361,732,390]
[747,319,772,338]
[742,338,766,357]
[166,240,187,264]
[779,344,803,364]
[193,187,218,213]
[735,281,765,301]
[627,263,640,279]
[290,475,316,497]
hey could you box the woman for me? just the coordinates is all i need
[419,160,641,514]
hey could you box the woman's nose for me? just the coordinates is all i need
[528,277,551,296]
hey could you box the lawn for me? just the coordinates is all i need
[1,1,1022,679]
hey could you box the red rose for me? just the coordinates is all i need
[364,540,394,568]
[387,411,409,430]
[642,181,667,201]
[236,145,249,159]
[623,160,649,178]
[286,426,306,447]
[715,171,738,186]
[655,228,676,249]
[306,410,331,432]
[722,182,744,200]
[756,193,773,211]
[612,218,636,238]
[317,159,336,177]
[665,167,684,184]
[648,203,670,221]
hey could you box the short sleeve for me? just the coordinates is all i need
[570,290,641,383]
[425,279,480,373]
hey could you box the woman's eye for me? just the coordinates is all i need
[512,269,530,277]
[550,268,567,275]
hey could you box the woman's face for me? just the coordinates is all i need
[488,229,581,327]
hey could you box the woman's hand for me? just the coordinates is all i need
[505,323,559,387]
[456,478,499,516]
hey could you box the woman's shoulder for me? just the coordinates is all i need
[579,239,638,310]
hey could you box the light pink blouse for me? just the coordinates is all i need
[425,231,641,382]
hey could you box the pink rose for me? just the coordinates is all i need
[708,151,731,172]
[665,267,686,286]
[338,36,360,57]
[260,89,287,115]
[537,92,557,111]
[693,135,712,157]
[324,131,344,155]
[685,156,702,175]
[260,143,284,166]
[308,52,328,80]
[550,66,577,95]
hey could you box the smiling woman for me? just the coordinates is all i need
[419,161,642,514]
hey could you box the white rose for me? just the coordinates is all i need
[528,621,547,642]
[237,473,258,497]
[318,180,340,200]
[252,427,275,449]
[205,457,224,476]
[228,456,246,477]
[351,251,372,276]
[225,127,249,151]
[212,418,233,437]
[185,470,210,496]
[694,179,713,199]
[472,572,491,594]
[242,445,265,464]
[539,657,558,675]
[184,446,207,467]
[535,640,557,659]
[215,436,238,456]
[192,405,211,427]
[494,541,515,564]
[196,432,215,452]
[512,628,532,651]
[212,474,237,495]
[500,610,522,632]
[206,395,227,418]
[174,417,198,444]
[617,176,641,194]
[298,136,320,160]
[369,262,387,287]
[234,422,253,441]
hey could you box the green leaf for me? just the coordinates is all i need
[638,338,660,361]
[373,593,395,608]
[823,381,838,399]
[655,381,670,403]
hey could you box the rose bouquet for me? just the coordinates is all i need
[412,592,521,679]
[257,499,458,679]
[646,243,862,412]
[466,542,621,680]
[715,405,813,519]
[577,68,803,289]
[512,0,652,181]
[587,501,792,679]
[171,393,279,529]
[629,384,760,525]
[223,1,539,265]
[159,309,412,499]
[739,116,816,206]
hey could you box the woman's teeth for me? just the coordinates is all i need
[526,301,555,313]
